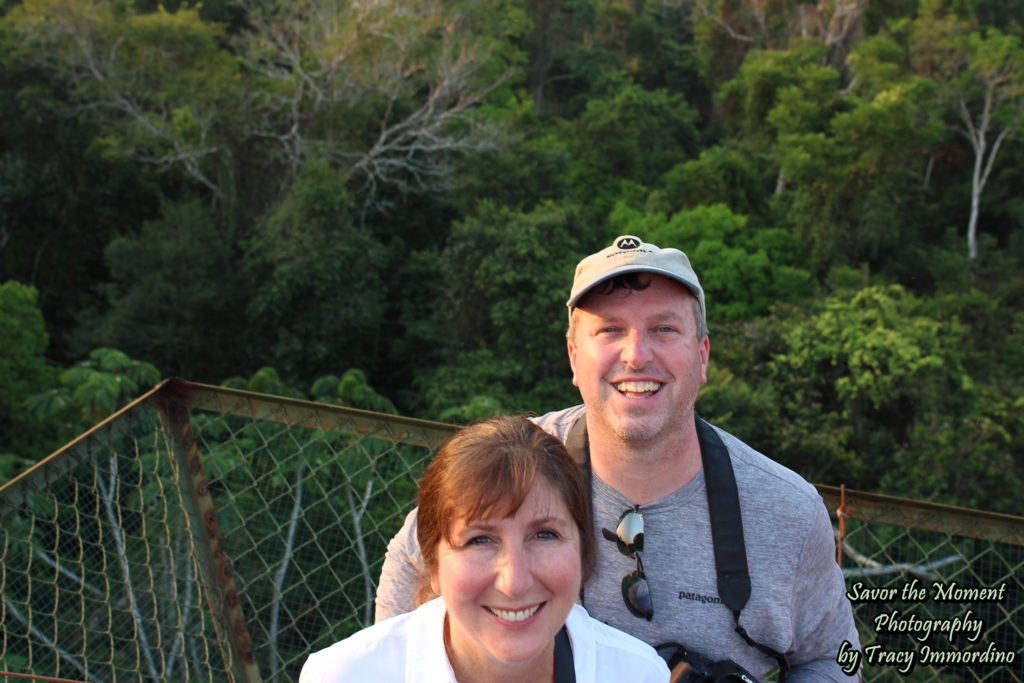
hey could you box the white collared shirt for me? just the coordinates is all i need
[300,598,669,682]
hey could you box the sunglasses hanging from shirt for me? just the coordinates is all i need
[565,412,791,683]
[601,507,653,620]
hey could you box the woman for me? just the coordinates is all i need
[300,415,669,682]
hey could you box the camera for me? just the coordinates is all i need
[657,642,759,683]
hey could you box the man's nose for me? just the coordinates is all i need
[620,329,652,369]
[495,544,533,597]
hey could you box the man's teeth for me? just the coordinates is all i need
[616,381,661,394]
[490,605,540,622]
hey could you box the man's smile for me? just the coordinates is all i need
[614,381,663,398]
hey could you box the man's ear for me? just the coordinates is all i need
[698,336,710,385]
[567,336,579,388]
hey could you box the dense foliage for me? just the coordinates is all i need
[1,0,1021,514]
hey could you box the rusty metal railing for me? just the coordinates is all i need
[1,379,1021,681]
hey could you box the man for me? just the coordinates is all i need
[376,235,860,681]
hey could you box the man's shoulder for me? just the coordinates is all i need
[710,422,821,508]
[529,404,585,442]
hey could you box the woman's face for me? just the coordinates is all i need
[433,478,582,677]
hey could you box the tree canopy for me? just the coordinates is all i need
[1,0,1021,513]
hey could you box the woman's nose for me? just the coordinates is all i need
[495,545,533,597]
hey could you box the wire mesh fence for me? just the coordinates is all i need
[1,379,1021,682]
[821,487,1023,681]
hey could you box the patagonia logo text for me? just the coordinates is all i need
[678,591,722,605]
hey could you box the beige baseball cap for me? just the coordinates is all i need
[566,235,705,327]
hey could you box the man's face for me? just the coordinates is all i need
[567,274,709,447]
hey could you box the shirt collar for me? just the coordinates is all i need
[406,597,458,682]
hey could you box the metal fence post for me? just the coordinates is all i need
[153,379,263,683]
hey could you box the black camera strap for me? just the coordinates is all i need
[696,416,790,681]
[564,411,790,681]
[553,625,576,682]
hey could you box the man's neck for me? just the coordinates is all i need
[586,417,703,506]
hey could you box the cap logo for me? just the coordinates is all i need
[615,236,642,250]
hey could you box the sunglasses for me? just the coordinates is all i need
[601,507,653,621]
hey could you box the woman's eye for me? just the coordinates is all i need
[536,529,559,540]
[466,535,492,546]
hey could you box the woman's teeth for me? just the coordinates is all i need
[489,605,540,622]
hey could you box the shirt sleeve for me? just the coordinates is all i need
[787,500,862,682]
[298,650,325,683]
[374,507,426,623]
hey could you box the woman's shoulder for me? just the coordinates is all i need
[299,600,446,682]
[567,605,670,682]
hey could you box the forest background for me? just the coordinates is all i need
[0,0,1021,515]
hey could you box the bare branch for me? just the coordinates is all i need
[268,459,305,681]
[694,0,755,43]
[238,0,514,216]
[2,594,90,679]
[31,547,105,598]
[841,544,963,581]
[97,454,161,680]
[346,477,376,628]
[10,2,232,198]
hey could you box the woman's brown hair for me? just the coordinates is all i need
[415,415,595,604]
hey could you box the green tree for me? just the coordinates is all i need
[717,39,944,273]
[1,7,162,363]
[220,365,304,399]
[6,0,244,200]
[244,161,387,385]
[413,200,593,418]
[78,198,249,381]
[693,0,867,79]
[311,369,397,415]
[907,8,1024,259]
[652,143,773,221]
[716,42,837,147]
[520,0,653,114]
[609,202,813,320]
[769,283,978,490]
[567,81,700,217]
[883,383,1023,513]
[776,69,940,272]
[26,347,160,448]
[0,281,59,476]
[235,0,525,216]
